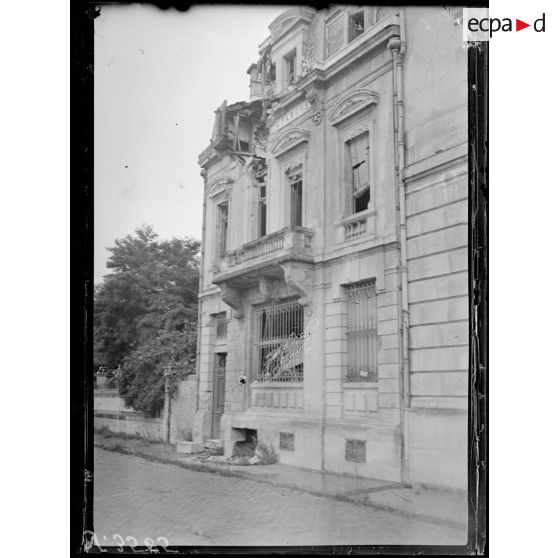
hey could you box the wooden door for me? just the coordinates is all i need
[211,353,226,438]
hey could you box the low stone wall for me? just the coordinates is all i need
[94,380,198,443]
[94,411,165,441]
[94,389,164,441]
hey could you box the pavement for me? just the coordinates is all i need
[94,432,469,532]
[93,447,469,547]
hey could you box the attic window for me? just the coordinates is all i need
[348,11,365,42]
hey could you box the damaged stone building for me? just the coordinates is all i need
[194,6,468,490]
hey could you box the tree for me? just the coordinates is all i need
[94,225,200,415]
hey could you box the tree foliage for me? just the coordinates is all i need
[94,225,200,416]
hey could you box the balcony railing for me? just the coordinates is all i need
[344,216,367,240]
[334,209,376,243]
[226,232,285,265]
[214,226,313,284]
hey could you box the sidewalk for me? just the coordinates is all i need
[94,432,468,530]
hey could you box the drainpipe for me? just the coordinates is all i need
[399,7,407,57]
[165,367,172,443]
[388,33,410,485]
[195,169,208,416]
[320,100,327,473]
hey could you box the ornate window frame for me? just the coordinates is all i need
[329,89,379,242]
[280,148,307,229]
[270,127,310,230]
[208,178,232,262]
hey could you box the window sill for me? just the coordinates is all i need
[251,381,304,388]
[343,381,378,389]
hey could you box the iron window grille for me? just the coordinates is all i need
[254,297,304,382]
[345,439,366,462]
[215,312,227,340]
[345,279,377,382]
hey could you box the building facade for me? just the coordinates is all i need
[194,6,468,490]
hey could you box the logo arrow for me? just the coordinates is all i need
[516,19,530,31]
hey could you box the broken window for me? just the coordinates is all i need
[288,166,303,227]
[217,202,229,257]
[346,131,370,214]
[285,50,297,86]
[348,10,365,42]
[252,157,267,238]
[255,297,304,382]
[258,184,267,238]
[345,280,377,382]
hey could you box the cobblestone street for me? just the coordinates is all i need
[93,448,467,547]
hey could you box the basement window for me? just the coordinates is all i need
[279,432,295,451]
[345,439,366,462]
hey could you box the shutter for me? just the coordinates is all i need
[353,133,370,194]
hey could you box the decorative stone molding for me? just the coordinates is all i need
[311,110,324,126]
[303,84,322,109]
[282,154,304,173]
[258,276,282,301]
[268,7,316,40]
[207,176,233,199]
[270,101,312,134]
[344,122,370,142]
[280,262,313,307]
[219,284,244,319]
[269,127,310,158]
[328,88,379,126]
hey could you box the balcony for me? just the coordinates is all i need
[213,226,314,288]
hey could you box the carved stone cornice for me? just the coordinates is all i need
[269,127,310,158]
[344,122,370,142]
[198,144,219,168]
[282,154,305,173]
[328,88,380,126]
[268,7,316,42]
[219,284,244,319]
[207,176,233,199]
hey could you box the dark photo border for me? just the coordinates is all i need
[71,2,488,555]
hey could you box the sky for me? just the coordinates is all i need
[94,4,287,283]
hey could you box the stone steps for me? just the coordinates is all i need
[204,439,223,451]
